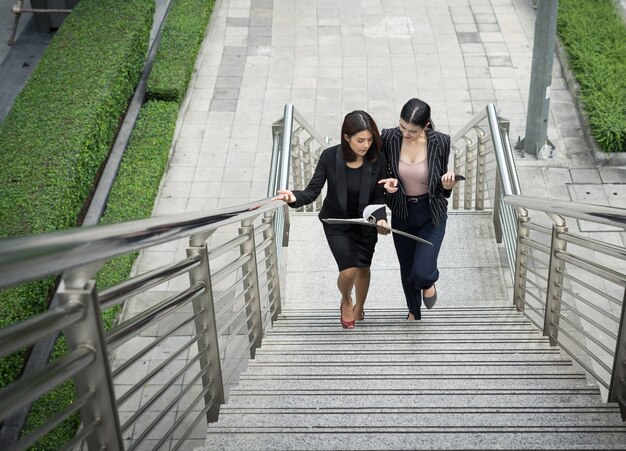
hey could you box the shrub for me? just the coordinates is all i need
[147,0,216,102]
[557,0,626,153]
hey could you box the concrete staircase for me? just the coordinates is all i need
[200,212,626,449]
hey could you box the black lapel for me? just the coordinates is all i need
[426,128,438,195]
[390,128,402,178]
[335,146,347,212]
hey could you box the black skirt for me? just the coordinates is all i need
[323,223,378,271]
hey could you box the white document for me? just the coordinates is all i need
[322,204,433,246]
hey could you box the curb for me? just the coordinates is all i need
[554,37,626,167]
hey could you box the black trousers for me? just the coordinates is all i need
[391,199,447,319]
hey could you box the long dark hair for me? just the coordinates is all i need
[340,110,382,162]
[400,98,434,130]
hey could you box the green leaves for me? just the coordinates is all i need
[557,0,626,153]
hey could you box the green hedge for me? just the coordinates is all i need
[96,100,180,290]
[557,0,626,153]
[146,0,215,102]
[0,0,154,381]
[0,0,153,447]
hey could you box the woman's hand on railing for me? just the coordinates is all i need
[378,178,398,193]
[274,189,296,204]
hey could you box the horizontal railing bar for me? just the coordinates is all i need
[557,252,626,287]
[256,254,271,271]
[208,235,249,260]
[254,222,271,235]
[451,109,488,143]
[99,256,202,309]
[0,303,84,359]
[555,310,615,356]
[559,273,623,308]
[505,195,626,230]
[292,112,327,145]
[117,333,204,409]
[217,295,254,337]
[211,255,251,286]
[220,307,256,351]
[558,299,618,341]
[520,265,548,285]
[520,250,550,268]
[215,286,252,326]
[112,310,202,379]
[222,327,258,387]
[0,347,94,423]
[553,326,613,375]
[213,276,244,305]
[254,237,272,254]
[142,364,211,450]
[106,282,205,350]
[121,348,208,437]
[558,283,620,326]
[554,341,610,390]
[169,386,215,451]
[520,237,550,256]
[560,232,626,261]
[0,199,283,289]
[9,390,93,451]
[60,418,99,451]
[521,221,552,235]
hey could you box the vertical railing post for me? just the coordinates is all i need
[263,211,283,322]
[493,167,503,243]
[464,137,475,209]
[543,223,568,345]
[513,213,530,312]
[475,130,487,211]
[187,232,224,422]
[239,218,264,358]
[452,145,462,209]
[57,279,123,450]
[608,288,626,419]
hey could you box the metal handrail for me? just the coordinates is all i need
[0,103,326,449]
[451,104,626,417]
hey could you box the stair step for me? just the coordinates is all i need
[212,408,624,428]
[234,377,593,391]
[200,430,626,450]
[223,392,607,409]
[252,352,567,363]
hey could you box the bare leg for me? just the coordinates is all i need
[353,267,370,321]
[337,268,357,323]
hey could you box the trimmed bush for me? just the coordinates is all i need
[557,0,626,153]
[0,0,154,380]
[96,100,180,290]
[147,0,216,102]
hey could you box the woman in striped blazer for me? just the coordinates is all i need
[379,98,458,321]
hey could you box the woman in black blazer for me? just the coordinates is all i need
[275,111,390,329]
[379,98,458,321]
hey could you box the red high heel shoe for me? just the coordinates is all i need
[340,304,355,329]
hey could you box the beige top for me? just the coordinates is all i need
[399,159,428,196]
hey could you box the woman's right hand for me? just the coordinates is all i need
[378,178,398,193]
[273,189,295,203]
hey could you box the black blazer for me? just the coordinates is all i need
[381,127,451,226]
[289,145,388,233]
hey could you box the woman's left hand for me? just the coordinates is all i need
[441,170,457,190]
[376,219,391,235]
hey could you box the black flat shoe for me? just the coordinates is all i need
[423,285,437,309]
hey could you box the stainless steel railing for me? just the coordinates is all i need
[0,201,285,450]
[452,104,625,417]
[0,103,326,450]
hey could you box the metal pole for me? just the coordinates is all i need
[519,0,558,155]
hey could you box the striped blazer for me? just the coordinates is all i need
[381,127,452,226]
